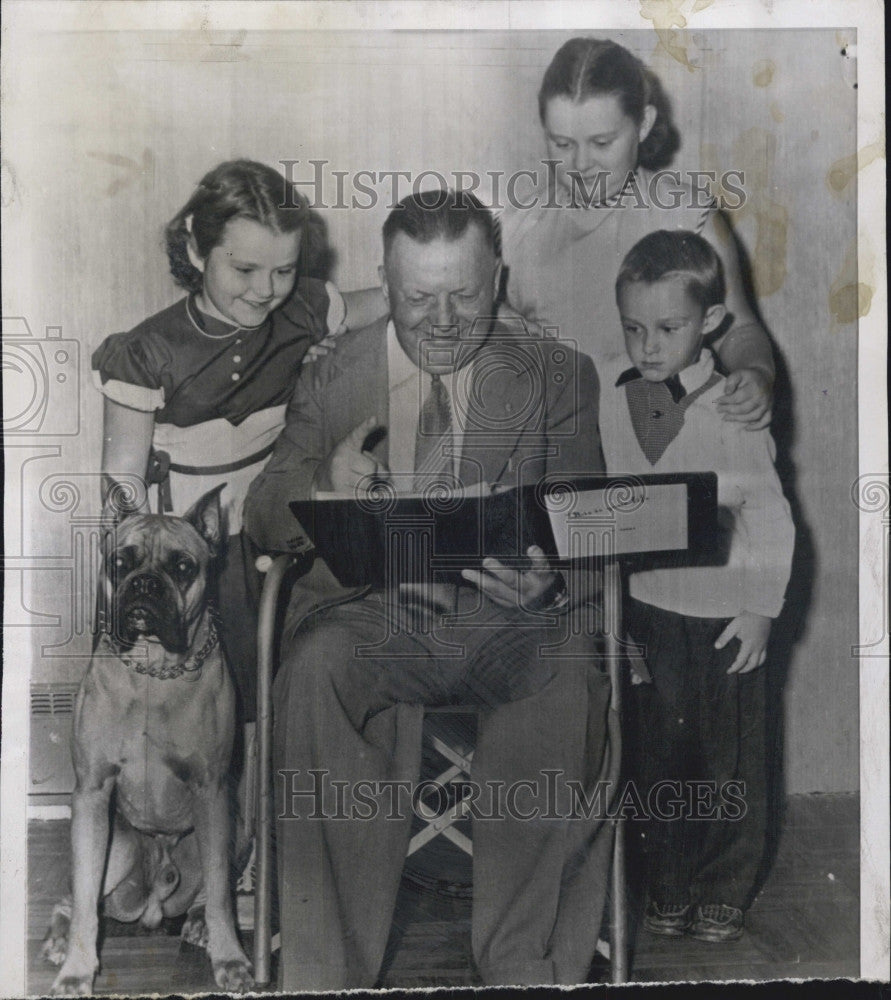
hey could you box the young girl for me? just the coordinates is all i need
[92,158,379,721]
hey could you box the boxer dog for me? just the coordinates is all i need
[42,486,253,994]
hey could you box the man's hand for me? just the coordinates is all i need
[715,368,773,429]
[715,611,772,674]
[313,416,389,494]
[461,545,559,611]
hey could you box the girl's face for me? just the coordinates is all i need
[542,93,655,202]
[189,217,302,328]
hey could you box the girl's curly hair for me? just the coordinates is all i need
[164,159,311,292]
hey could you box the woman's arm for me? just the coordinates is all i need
[101,397,155,509]
[701,210,775,430]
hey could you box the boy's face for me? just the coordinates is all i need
[618,277,725,381]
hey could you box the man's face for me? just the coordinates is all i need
[381,226,502,375]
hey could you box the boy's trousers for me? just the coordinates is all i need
[626,596,768,911]
[272,590,614,990]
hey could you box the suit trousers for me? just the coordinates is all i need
[625,597,768,911]
[272,586,614,989]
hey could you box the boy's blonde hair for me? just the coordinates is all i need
[616,230,726,310]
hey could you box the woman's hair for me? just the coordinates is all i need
[616,230,726,309]
[164,159,310,292]
[537,37,680,170]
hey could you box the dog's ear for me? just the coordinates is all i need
[183,484,226,554]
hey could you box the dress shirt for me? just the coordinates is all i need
[386,319,475,489]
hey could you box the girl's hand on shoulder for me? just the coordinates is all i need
[302,333,339,365]
[715,611,772,674]
[716,368,773,429]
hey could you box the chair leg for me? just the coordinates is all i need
[610,817,628,983]
[604,558,628,984]
[253,554,293,986]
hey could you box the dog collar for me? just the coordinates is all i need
[115,614,220,681]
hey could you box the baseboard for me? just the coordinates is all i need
[28,803,71,820]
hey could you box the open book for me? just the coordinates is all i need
[290,473,718,588]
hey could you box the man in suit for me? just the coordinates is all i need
[244,190,613,990]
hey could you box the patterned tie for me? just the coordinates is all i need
[414,373,453,488]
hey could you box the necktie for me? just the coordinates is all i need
[414,373,453,487]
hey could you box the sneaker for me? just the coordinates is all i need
[689,903,744,942]
[644,900,692,936]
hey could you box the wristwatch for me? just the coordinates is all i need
[537,573,570,613]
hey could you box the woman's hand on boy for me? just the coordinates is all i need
[715,611,772,674]
[716,368,773,429]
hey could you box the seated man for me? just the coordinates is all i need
[244,190,612,989]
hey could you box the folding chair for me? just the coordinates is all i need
[249,554,629,986]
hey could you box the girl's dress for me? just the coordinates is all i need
[500,167,712,367]
[92,277,345,718]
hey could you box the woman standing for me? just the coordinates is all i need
[500,37,774,427]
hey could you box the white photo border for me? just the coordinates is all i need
[1,0,886,992]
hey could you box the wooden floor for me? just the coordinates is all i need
[27,793,859,992]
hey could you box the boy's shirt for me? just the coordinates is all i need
[598,348,794,620]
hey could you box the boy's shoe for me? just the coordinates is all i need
[689,903,744,942]
[644,900,692,936]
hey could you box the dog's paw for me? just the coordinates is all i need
[49,973,95,997]
[49,958,97,997]
[181,906,209,949]
[212,956,254,993]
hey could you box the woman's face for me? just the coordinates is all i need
[542,93,654,202]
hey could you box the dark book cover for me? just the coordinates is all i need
[290,473,719,589]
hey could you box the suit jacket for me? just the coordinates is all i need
[243,316,604,623]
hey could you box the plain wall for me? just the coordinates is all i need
[4,28,859,792]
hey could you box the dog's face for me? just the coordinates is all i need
[102,486,223,654]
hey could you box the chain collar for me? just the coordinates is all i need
[113,613,220,681]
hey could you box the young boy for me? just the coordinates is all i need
[597,230,795,943]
